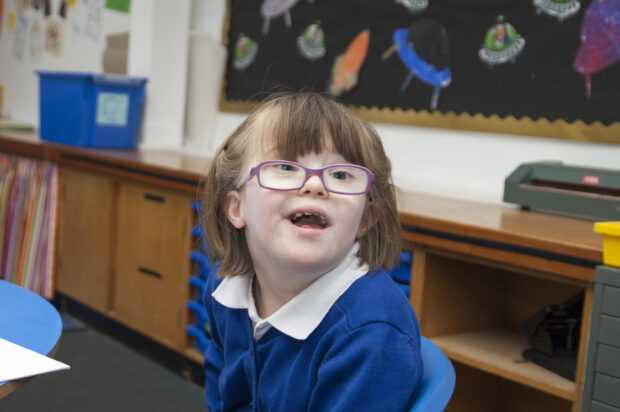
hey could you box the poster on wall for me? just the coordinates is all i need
[220,0,620,144]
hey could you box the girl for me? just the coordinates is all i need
[201,92,422,411]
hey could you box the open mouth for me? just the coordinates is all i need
[289,212,328,229]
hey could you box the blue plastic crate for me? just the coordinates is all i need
[188,300,209,332]
[37,71,147,148]
[189,276,206,304]
[190,251,212,279]
[186,325,209,353]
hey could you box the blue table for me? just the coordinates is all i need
[0,279,63,398]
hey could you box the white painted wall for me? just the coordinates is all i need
[188,0,620,204]
[128,0,191,147]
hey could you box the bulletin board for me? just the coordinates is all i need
[219,0,620,144]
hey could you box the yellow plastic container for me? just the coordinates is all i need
[594,222,620,268]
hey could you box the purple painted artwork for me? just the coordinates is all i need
[573,0,620,98]
[261,0,300,35]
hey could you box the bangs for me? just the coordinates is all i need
[255,94,372,168]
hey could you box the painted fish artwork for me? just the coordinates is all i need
[533,0,580,21]
[573,0,620,98]
[478,15,525,67]
[382,19,451,111]
[328,30,370,97]
[261,0,299,35]
[395,0,428,14]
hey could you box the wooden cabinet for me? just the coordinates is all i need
[114,180,192,351]
[56,166,194,354]
[56,167,115,312]
[399,191,602,412]
[410,247,591,412]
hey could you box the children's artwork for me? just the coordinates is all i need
[0,0,4,40]
[328,30,369,96]
[478,15,525,66]
[297,21,325,60]
[233,34,258,71]
[395,0,428,14]
[84,0,103,39]
[382,19,451,111]
[261,0,300,35]
[44,17,65,57]
[222,0,620,144]
[67,0,82,34]
[17,0,30,12]
[534,0,580,21]
[573,0,620,98]
[7,10,15,31]
[105,0,130,14]
[12,13,28,60]
[30,12,43,59]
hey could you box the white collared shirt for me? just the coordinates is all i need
[212,243,369,341]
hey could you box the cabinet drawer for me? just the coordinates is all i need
[114,180,193,351]
[591,400,620,412]
[602,285,620,317]
[594,373,620,409]
[600,315,620,348]
[596,344,620,378]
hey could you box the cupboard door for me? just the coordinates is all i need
[56,167,115,312]
[114,180,192,351]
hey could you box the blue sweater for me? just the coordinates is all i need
[203,269,423,412]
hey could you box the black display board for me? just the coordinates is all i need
[220,0,620,143]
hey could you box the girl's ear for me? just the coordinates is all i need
[358,204,380,238]
[223,191,246,229]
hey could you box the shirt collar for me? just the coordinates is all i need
[212,243,369,340]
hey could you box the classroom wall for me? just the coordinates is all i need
[0,0,130,124]
[2,0,618,205]
[189,0,620,204]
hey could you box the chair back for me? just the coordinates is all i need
[409,337,456,412]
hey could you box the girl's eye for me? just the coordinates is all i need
[274,163,297,172]
[330,170,351,180]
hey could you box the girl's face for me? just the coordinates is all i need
[224,136,374,280]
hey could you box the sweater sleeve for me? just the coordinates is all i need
[308,322,423,412]
[203,278,224,412]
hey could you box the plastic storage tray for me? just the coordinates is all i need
[37,71,147,148]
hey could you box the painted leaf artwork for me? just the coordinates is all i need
[328,30,369,97]
[573,0,620,98]
[223,0,620,140]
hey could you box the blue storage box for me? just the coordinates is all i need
[37,71,147,148]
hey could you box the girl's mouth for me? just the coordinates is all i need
[289,212,328,229]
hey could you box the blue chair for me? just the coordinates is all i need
[410,337,456,412]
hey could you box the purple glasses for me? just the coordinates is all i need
[236,160,375,195]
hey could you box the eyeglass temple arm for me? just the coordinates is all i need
[236,168,257,190]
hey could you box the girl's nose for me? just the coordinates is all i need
[299,173,327,197]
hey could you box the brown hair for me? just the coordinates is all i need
[201,92,401,277]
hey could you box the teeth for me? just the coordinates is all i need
[290,211,327,228]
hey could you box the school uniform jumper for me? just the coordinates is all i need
[203,246,423,412]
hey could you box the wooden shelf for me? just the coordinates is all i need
[432,328,576,401]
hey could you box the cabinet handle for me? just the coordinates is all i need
[144,193,165,203]
[138,266,163,279]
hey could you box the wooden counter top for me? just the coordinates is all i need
[1,130,603,279]
[0,130,209,193]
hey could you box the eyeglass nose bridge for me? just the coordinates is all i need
[298,168,329,192]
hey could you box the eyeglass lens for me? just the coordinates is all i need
[258,162,369,193]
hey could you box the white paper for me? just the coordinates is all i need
[0,337,70,383]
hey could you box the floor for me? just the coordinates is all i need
[0,313,207,412]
